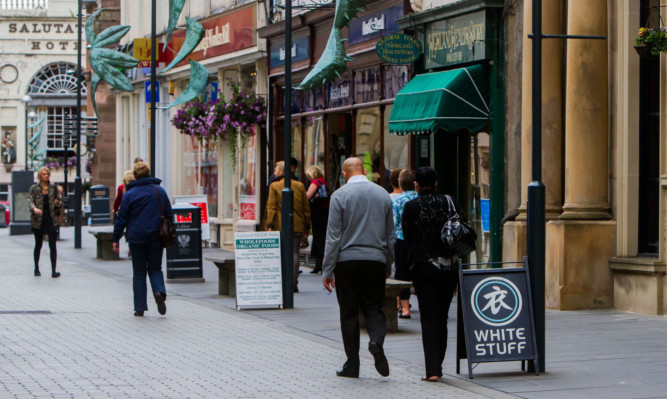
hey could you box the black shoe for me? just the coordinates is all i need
[293,283,299,293]
[154,292,167,315]
[134,311,144,317]
[369,341,390,377]
[51,272,60,278]
[309,268,322,274]
[336,367,359,378]
[34,270,41,277]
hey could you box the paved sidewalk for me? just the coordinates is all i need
[0,227,499,399]
[3,226,667,398]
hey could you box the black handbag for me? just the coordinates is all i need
[440,195,477,256]
[154,185,176,248]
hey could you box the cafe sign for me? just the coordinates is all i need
[375,33,421,65]
[425,10,488,69]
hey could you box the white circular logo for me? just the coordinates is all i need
[471,276,522,327]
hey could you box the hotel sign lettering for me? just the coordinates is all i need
[425,10,487,68]
[2,21,78,53]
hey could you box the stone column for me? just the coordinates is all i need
[561,0,611,219]
[504,0,564,261]
[517,0,564,221]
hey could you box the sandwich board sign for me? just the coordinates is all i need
[457,258,539,378]
[234,231,283,310]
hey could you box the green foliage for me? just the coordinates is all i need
[636,27,667,56]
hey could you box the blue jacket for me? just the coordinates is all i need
[113,177,173,244]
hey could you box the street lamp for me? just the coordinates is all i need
[21,95,32,171]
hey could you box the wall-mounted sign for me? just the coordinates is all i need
[165,5,256,68]
[327,78,352,109]
[348,6,403,45]
[269,35,310,68]
[425,10,489,69]
[375,33,422,64]
[2,20,78,53]
[133,38,160,61]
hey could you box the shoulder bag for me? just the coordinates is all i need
[155,185,176,248]
[440,195,477,256]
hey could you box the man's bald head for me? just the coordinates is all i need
[342,157,364,181]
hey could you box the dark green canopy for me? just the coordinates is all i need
[388,64,489,135]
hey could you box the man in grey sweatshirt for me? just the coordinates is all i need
[322,157,395,379]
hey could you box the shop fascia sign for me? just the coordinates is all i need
[348,5,403,45]
[164,5,256,67]
[375,33,422,64]
[425,9,489,69]
[3,20,78,52]
[269,35,309,68]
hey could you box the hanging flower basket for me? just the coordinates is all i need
[170,80,267,171]
[635,27,667,57]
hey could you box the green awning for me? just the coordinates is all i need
[388,64,489,135]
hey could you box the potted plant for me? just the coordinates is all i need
[635,26,667,57]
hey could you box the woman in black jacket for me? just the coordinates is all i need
[112,162,173,317]
[402,167,461,382]
[28,166,62,278]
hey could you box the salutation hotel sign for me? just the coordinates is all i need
[2,20,78,52]
[425,10,487,69]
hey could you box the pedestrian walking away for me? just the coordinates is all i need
[305,164,329,274]
[392,169,417,319]
[112,161,172,317]
[264,160,310,292]
[322,157,395,378]
[402,167,463,382]
[28,166,62,278]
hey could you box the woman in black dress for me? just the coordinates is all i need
[28,166,62,278]
[305,165,329,274]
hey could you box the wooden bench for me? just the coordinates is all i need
[360,278,413,333]
[88,227,119,260]
[205,250,236,296]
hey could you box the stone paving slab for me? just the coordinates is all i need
[0,229,495,399]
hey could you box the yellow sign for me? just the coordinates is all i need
[133,38,159,61]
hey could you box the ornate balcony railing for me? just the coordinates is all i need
[1,0,48,10]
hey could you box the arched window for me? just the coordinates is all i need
[27,63,86,96]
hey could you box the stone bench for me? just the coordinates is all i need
[205,250,236,296]
[88,227,119,260]
[360,278,413,333]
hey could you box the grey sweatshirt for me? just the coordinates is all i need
[322,175,395,278]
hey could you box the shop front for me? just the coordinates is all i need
[161,3,266,249]
[392,0,505,264]
[259,0,411,207]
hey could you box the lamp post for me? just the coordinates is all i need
[74,0,83,249]
[21,95,32,171]
[281,0,295,309]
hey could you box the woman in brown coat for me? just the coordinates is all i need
[28,166,62,277]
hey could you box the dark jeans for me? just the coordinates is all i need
[129,239,166,312]
[411,262,459,378]
[32,226,57,272]
[334,260,387,369]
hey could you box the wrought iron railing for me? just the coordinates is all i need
[1,0,48,10]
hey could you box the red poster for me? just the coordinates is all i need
[191,202,209,224]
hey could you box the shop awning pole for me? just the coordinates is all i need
[281,0,295,309]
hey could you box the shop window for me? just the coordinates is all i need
[183,136,219,219]
[327,74,353,109]
[383,104,408,172]
[383,65,409,100]
[304,117,325,178]
[469,132,490,264]
[328,113,353,190]
[355,107,383,187]
[2,127,17,165]
[239,131,257,221]
[221,143,234,219]
[290,124,303,180]
[355,67,381,104]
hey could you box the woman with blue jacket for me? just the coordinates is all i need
[112,162,174,317]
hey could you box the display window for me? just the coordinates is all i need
[239,130,257,221]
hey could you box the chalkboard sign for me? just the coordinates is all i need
[457,258,539,378]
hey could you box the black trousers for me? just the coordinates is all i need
[334,260,387,369]
[33,226,57,272]
[411,262,458,378]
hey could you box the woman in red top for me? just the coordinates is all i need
[305,165,329,274]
